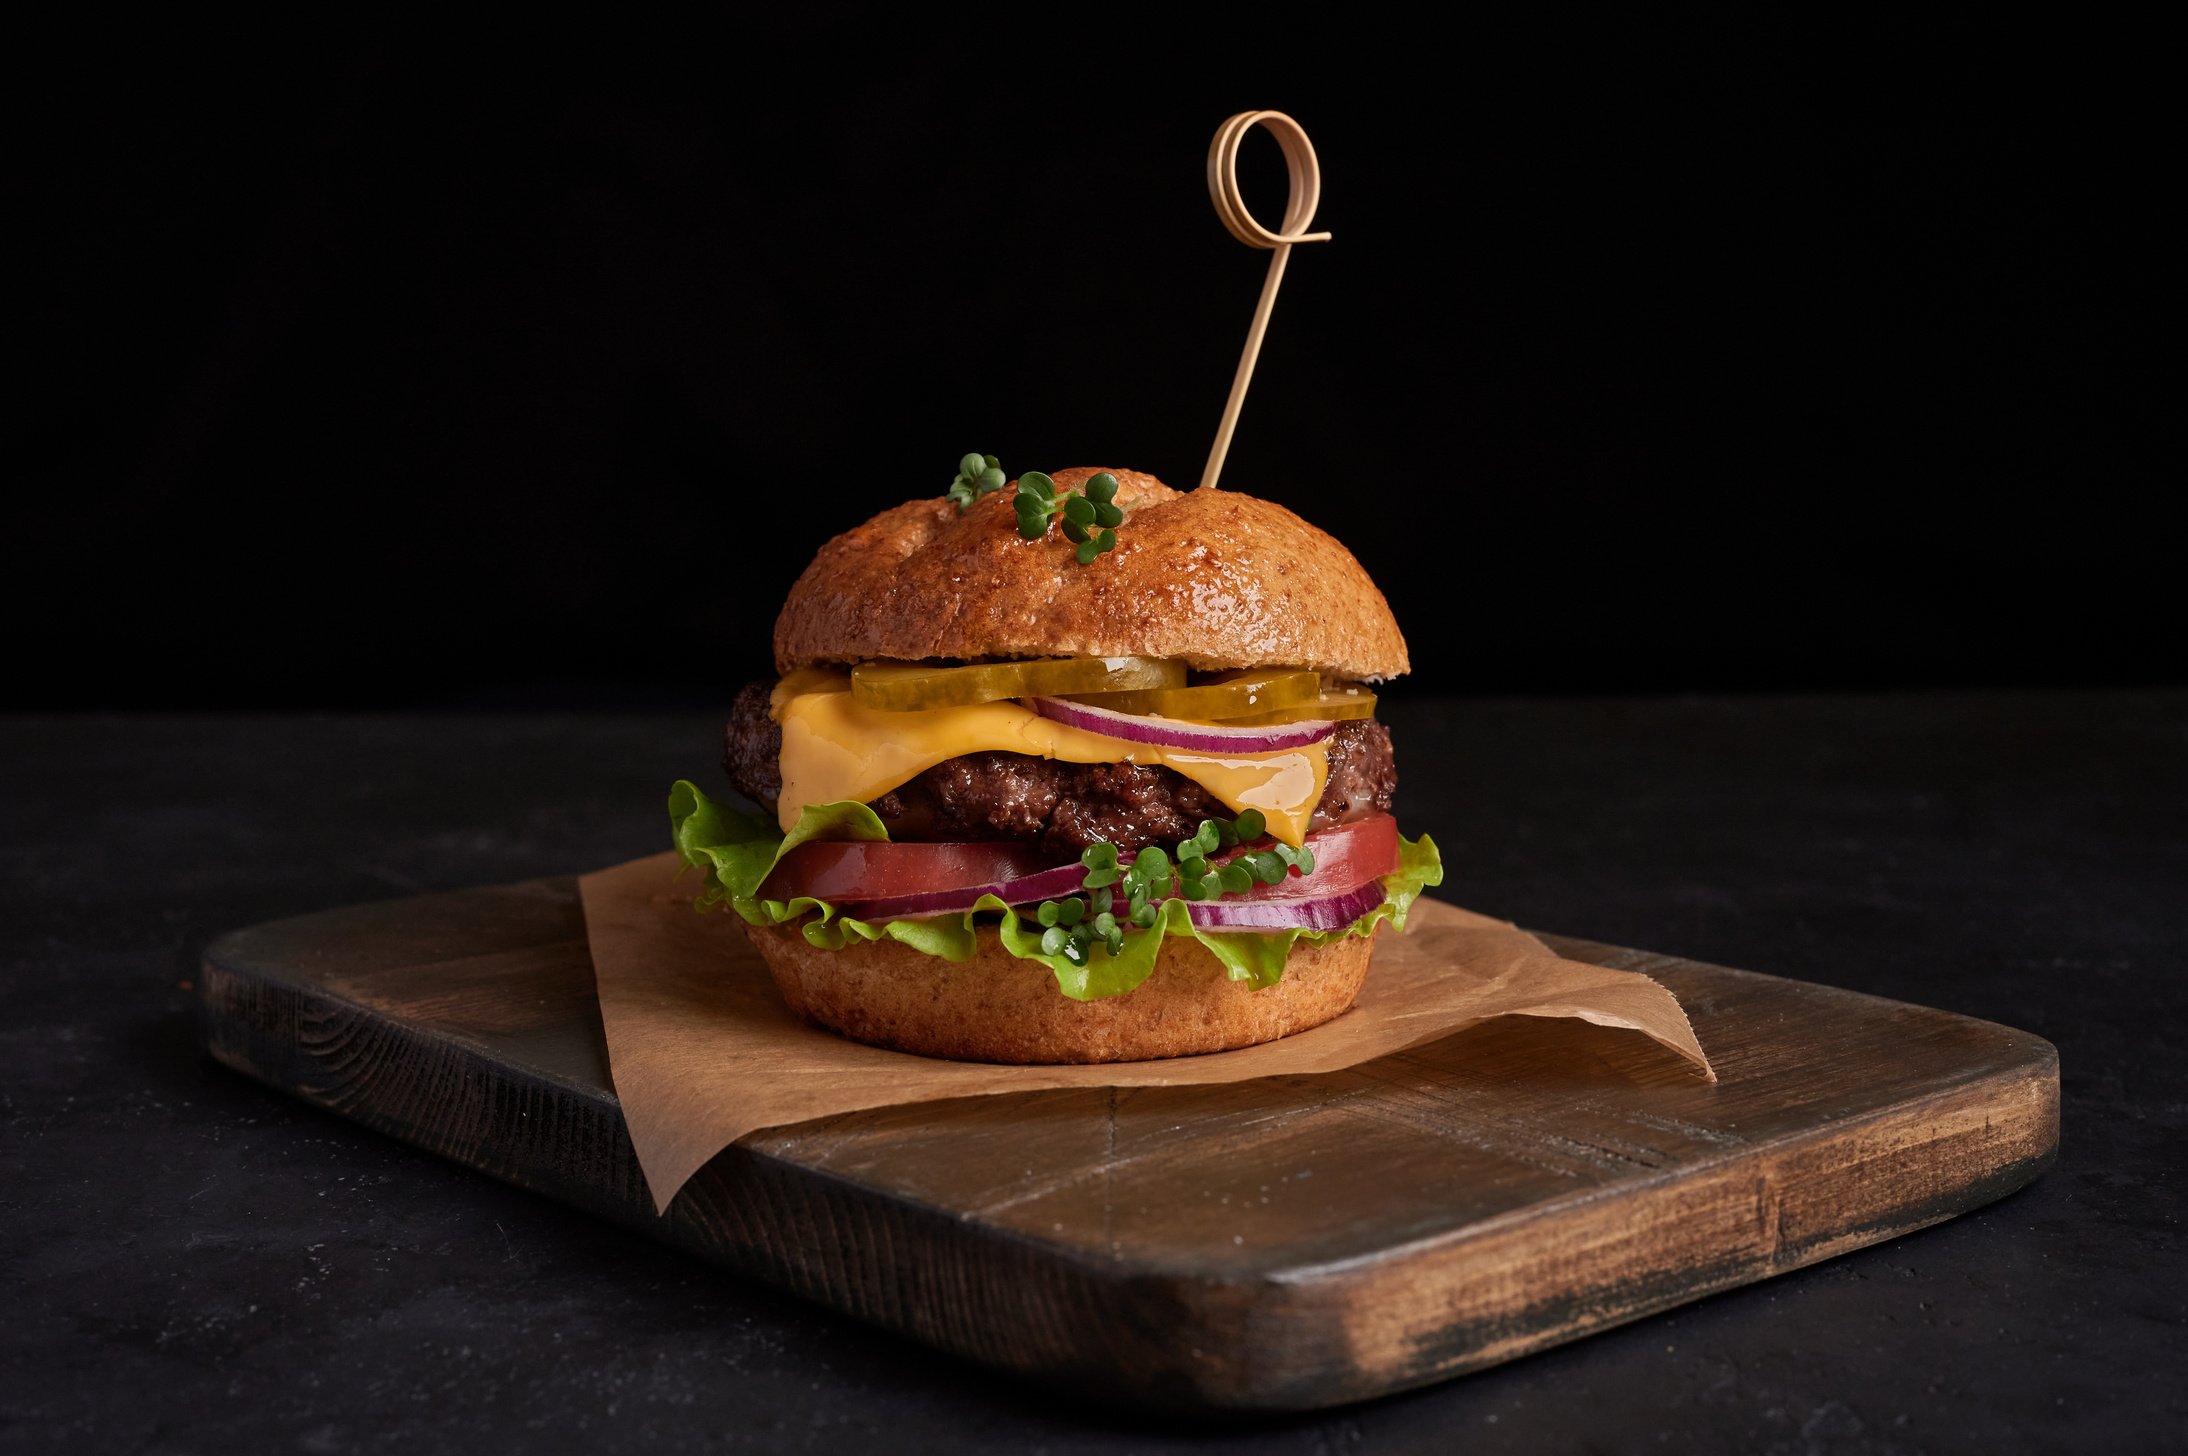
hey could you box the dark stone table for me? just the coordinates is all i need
[5,694,2182,1453]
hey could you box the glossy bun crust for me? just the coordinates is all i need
[743,920,1377,1064]
[773,469,1410,681]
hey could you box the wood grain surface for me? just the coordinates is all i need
[197,878,2058,1412]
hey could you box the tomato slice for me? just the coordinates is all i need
[761,840,1062,904]
[762,815,1399,910]
[1219,813,1400,902]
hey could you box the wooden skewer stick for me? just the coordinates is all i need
[1200,110,1332,491]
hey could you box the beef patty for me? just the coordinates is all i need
[723,680,1397,858]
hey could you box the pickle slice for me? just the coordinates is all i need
[1227,686,1379,725]
[1062,668,1322,721]
[851,656,1185,711]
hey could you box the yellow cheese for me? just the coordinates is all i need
[774,678,1329,846]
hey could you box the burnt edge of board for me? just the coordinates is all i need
[195,881,2061,1413]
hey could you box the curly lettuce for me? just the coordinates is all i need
[668,780,1442,1002]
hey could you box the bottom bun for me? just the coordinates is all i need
[742,921,1377,1064]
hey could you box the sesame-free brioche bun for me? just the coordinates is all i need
[743,917,1378,1064]
[773,468,1410,682]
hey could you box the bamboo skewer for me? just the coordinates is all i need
[1200,111,1331,491]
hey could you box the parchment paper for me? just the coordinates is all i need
[581,852,1715,1212]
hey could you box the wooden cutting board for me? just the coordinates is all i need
[197,877,2057,1412]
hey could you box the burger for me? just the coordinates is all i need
[668,461,1441,1064]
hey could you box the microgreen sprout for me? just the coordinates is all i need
[1013,470,1125,564]
[1028,809,1315,964]
[1170,810,1314,900]
[946,452,1006,510]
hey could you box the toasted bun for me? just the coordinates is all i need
[773,469,1409,681]
[743,920,1376,1064]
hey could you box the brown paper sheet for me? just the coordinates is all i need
[581,852,1715,1212]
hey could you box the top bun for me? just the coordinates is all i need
[773,468,1410,680]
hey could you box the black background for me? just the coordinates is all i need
[16,17,2170,709]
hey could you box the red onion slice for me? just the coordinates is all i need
[1028,696,1336,752]
[837,860,1088,921]
[1186,878,1389,932]
[837,823,1394,932]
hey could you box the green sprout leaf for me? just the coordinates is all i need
[1022,803,1337,961]
[947,452,1006,510]
[1006,469,1126,566]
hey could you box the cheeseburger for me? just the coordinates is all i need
[669,461,1441,1064]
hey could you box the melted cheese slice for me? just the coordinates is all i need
[774,677,1329,846]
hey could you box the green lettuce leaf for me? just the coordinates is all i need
[667,780,1443,1002]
